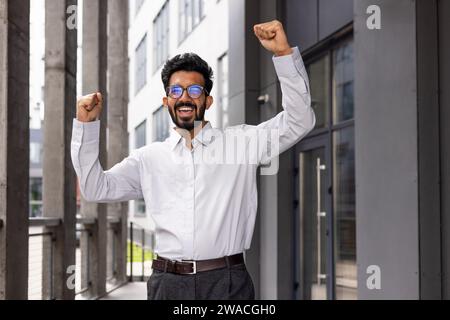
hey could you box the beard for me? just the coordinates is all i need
[168,101,206,131]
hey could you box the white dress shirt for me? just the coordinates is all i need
[71,47,315,261]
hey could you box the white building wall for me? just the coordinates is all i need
[128,0,229,229]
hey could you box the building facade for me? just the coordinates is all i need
[228,0,450,300]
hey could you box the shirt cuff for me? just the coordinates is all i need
[72,119,100,144]
[272,46,305,77]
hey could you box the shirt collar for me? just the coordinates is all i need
[167,122,214,151]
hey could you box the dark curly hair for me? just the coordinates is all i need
[161,53,214,96]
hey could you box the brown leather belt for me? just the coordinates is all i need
[152,253,244,275]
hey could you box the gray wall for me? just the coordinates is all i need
[228,0,298,299]
[228,0,261,298]
[355,0,441,299]
[285,0,353,51]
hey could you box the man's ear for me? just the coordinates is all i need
[206,96,214,110]
[162,97,168,107]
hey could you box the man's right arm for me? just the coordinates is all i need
[71,93,143,203]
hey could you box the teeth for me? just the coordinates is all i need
[179,108,193,112]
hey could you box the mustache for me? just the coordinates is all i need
[175,102,197,110]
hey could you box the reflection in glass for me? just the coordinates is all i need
[299,148,327,300]
[30,177,43,217]
[333,41,354,123]
[307,55,330,129]
[218,53,229,129]
[333,126,356,299]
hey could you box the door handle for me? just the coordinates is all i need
[316,157,327,285]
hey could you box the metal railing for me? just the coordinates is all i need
[28,217,61,300]
[26,216,127,300]
[128,222,155,282]
[75,217,95,297]
[107,217,120,283]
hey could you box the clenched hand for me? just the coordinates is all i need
[77,92,103,122]
[253,20,293,57]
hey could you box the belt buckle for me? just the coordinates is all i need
[183,260,197,275]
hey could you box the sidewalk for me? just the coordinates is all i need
[100,282,147,300]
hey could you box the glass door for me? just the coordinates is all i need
[296,138,332,300]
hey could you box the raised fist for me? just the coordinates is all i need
[254,20,293,57]
[76,92,103,122]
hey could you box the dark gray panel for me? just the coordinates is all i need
[285,0,318,51]
[228,0,246,101]
[416,0,441,300]
[318,0,353,40]
[439,0,450,300]
[259,0,281,90]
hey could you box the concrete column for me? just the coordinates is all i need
[0,0,30,300]
[107,0,129,284]
[43,0,77,300]
[354,0,440,299]
[228,0,262,299]
[80,0,108,298]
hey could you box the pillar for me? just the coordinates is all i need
[0,0,30,300]
[107,0,129,284]
[80,0,108,298]
[43,0,78,300]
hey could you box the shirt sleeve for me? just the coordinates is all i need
[254,46,316,166]
[71,119,143,203]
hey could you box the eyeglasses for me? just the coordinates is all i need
[166,84,208,99]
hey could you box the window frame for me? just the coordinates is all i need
[153,105,171,142]
[153,1,170,73]
[135,33,148,95]
[135,119,147,149]
[178,0,206,46]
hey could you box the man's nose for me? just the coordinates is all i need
[178,89,193,102]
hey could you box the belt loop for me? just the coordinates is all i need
[225,255,231,269]
[164,260,169,273]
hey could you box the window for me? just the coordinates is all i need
[179,0,205,43]
[30,142,43,165]
[153,106,171,142]
[135,120,147,149]
[30,178,43,217]
[135,34,147,94]
[218,53,229,129]
[134,120,147,217]
[307,55,330,129]
[135,200,146,217]
[153,2,170,71]
[330,40,355,300]
[333,42,354,123]
[135,0,145,15]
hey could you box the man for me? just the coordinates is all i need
[71,20,315,300]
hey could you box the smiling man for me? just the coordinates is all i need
[71,20,315,300]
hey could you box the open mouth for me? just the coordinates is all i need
[176,106,196,118]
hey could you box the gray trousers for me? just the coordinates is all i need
[147,263,255,300]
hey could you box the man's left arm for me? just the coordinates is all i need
[253,21,316,164]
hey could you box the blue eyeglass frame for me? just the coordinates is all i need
[166,84,209,99]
